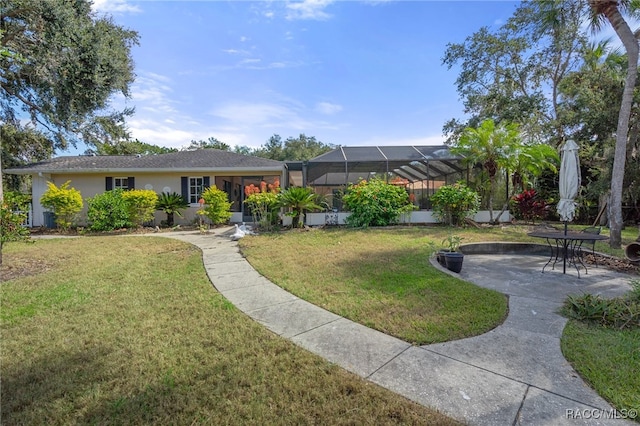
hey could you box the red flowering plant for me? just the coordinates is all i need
[244,178,280,230]
[509,189,548,224]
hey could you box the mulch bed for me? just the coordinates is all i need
[583,253,640,276]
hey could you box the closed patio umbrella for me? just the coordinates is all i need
[557,140,581,233]
[557,140,581,274]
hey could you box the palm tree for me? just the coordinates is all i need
[278,187,321,228]
[452,119,521,223]
[156,192,189,227]
[588,0,639,248]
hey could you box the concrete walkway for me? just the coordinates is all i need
[164,228,636,426]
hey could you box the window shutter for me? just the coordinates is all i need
[181,176,188,200]
[128,177,135,190]
[203,176,210,189]
[106,177,113,191]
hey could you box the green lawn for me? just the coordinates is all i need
[239,227,513,344]
[0,237,458,425]
[561,321,640,417]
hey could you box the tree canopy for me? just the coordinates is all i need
[89,139,178,156]
[191,134,336,161]
[1,0,139,151]
[443,0,640,245]
[252,134,336,161]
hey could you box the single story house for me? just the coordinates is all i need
[5,149,285,227]
[5,145,511,228]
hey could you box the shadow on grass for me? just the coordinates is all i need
[1,345,192,424]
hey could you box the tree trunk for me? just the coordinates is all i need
[592,0,639,248]
[1,157,4,266]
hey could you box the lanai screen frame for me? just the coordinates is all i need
[297,145,467,210]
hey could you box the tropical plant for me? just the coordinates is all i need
[430,183,480,226]
[39,181,83,231]
[200,186,233,225]
[121,189,158,227]
[87,189,132,231]
[451,119,520,223]
[278,187,321,228]
[342,178,414,228]
[244,180,280,231]
[442,234,463,252]
[156,192,189,227]
[510,189,549,224]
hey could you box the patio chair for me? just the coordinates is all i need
[580,226,602,267]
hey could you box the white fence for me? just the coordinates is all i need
[13,204,33,227]
[279,210,512,227]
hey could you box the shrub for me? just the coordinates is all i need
[510,189,548,223]
[156,192,189,227]
[1,192,32,265]
[561,281,640,330]
[342,178,414,227]
[39,181,83,231]
[87,189,132,231]
[278,187,321,228]
[430,183,480,226]
[200,186,233,225]
[122,189,158,227]
[244,180,280,231]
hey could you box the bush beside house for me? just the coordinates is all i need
[342,178,415,227]
[39,181,83,231]
[430,183,480,226]
[87,190,133,231]
[200,186,233,225]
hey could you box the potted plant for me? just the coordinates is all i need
[442,234,464,273]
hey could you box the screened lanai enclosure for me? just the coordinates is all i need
[286,145,467,212]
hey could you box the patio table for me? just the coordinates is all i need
[527,231,609,278]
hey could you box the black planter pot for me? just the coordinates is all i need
[444,252,464,273]
[437,250,451,266]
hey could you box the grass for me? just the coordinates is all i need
[239,227,510,344]
[561,321,640,417]
[1,236,459,425]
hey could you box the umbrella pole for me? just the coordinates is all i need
[563,221,568,273]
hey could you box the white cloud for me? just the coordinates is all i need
[210,98,342,134]
[286,0,334,21]
[315,102,342,115]
[130,73,177,115]
[239,58,262,66]
[212,102,299,126]
[91,0,141,14]
[222,49,250,55]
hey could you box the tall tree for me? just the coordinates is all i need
[89,139,178,155]
[281,134,335,161]
[1,0,138,151]
[253,134,335,161]
[442,0,587,146]
[587,0,639,248]
[185,137,230,151]
[1,122,53,191]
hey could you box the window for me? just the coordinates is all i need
[189,177,203,204]
[114,177,129,190]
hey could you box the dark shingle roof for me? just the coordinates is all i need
[5,149,284,174]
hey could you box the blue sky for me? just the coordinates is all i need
[83,0,523,154]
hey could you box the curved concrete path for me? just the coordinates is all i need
[164,228,636,426]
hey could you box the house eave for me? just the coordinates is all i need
[5,166,285,175]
